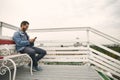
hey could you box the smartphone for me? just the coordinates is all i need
[34,37,37,40]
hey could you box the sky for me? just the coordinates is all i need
[0,0,120,43]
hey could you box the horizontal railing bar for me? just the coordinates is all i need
[90,52,120,69]
[89,60,120,77]
[41,59,88,62]
[90,42,120,57]
[41,55,88,62]
[39,47,88,51]
[90,48,120,65]
[91,66,118,80]
[44,55,88,58]
[89,55,120,72]
[46,51,88,55]
[36,40,87,43]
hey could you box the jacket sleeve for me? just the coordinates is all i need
[13,32,30,46]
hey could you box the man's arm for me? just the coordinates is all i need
[13,32,30,46]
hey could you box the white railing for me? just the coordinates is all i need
[89,48,120,79]
[0,21,120,79]
[37,41,89,63]
[90,28,120,44]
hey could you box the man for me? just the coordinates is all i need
[13,21,46,71]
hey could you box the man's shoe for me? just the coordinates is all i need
[32,66,37,72]
[28,63,42,71]
[28,63,37,72]
[35,66,42,71]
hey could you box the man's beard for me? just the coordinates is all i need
[22,28,27,32]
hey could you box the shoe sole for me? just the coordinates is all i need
[32,69,37,72]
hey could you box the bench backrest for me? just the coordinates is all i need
[0,36,15,44]
[0,36,16,57]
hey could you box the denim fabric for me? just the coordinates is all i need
[13,29,34,52]
[20,47,46,67]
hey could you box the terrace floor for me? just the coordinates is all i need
[0,65,102,80]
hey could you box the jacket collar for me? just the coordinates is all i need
[18,29,26,35]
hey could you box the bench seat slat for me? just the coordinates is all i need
[3,54,27,59]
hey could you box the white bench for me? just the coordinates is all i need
[0,36,33,80]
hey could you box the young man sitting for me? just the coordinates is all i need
[13,21,46,71]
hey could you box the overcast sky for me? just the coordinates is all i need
[0,0,120,42]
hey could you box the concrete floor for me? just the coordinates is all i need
[0,65,102,80]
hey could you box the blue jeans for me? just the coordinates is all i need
[20,47,46,67]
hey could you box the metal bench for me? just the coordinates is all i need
[0,36,33,80]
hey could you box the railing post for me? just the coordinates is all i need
[86,28,91,66]
[87,28,90,50]
[0,22,2,36]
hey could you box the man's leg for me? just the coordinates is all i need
[21,47,38,67]
[32,47,46,61]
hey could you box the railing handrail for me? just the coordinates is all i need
[1,21,120,44]
[1,22,18,30]
[28,27,90,32]
[90,28,120,44]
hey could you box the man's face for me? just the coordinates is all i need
[21,24,29,32]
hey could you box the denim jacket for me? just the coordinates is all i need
[13,29,34,52]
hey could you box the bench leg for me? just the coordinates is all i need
[25,54,33,75]
[7,59,17,80]
[0,59,16,80]
[0,61,11,80]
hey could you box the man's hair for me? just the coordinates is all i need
[20,21,29,27]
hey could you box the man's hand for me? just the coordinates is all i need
[29,37,37,43]
[29,39,35,43]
